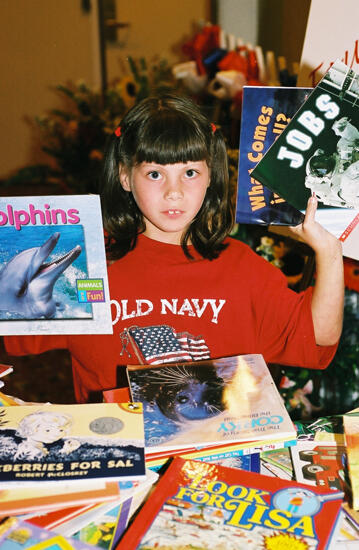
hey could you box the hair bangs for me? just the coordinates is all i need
[133,112,210,165]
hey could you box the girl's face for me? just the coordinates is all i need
[30,422,67,443]
[120,161,210,244]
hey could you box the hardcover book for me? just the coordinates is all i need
[236,86,311,225]
[343,408,359,510]
[250,59,359,260]
[117,456,344,550]
[0,402,145,485]
[0,194,112,335]
[126,354,296,454]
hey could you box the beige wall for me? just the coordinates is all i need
[0,0,307,179]
[0,0,101,178]
[0,0,210,179]
[106,0,211,82]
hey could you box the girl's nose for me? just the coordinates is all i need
[164,178,183,200]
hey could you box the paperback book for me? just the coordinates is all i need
[260,447,293,479]
[236,85,311,225]
[0,194,112,335]
[145,438,296,472]
[295,415,345,445]
[290,441,347,493]
[0,517,93,550]
[126,354,296,454]
[117,456,344,550]
[251,59,359,260]
[0,478,120,516]
[0,402,145,486]
[67,470,159,549]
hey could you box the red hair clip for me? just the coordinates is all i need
[115,125,122,137]
[211,122,217,134]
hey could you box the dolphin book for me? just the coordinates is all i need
[0,194,112,334]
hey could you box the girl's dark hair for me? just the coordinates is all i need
[100,93,234,260]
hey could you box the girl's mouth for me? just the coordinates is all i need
[163,209,183,217]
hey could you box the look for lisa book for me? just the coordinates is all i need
[126,354,296,454]
[118,456,343,550]
[0,402,145,485]
[0,194,112,335]
[250,59,359,261]
[236,86,311,226]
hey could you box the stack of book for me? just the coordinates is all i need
[0,400,159,550]
[2,354,359,548]
[124,354,297,472]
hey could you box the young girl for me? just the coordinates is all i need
[4,94,344,403]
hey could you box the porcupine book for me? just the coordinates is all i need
[0,194,112,335]
[126,354,296,456]
[117,456,343,550]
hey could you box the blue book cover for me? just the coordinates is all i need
[236,86,311,225]
[0,402,145,485]
[126,354,296,454]
[0,194,112,335]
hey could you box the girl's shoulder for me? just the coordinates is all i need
[222,236,286,279]
[221,236,258,260]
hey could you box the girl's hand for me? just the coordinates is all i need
[289,194,344,346]
[288,194,341,257]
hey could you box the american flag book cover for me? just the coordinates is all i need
[120,324,210,365]
[126,354,296,454]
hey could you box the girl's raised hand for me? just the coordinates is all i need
[288,193,342,257]
[289,193,344,346]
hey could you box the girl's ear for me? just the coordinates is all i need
[119,166,131,192]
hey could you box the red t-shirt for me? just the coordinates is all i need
[4,235,337,403]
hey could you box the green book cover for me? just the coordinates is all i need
[251,59,359,213]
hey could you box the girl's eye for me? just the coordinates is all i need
[148,171,161,180]
[185,169,197,178]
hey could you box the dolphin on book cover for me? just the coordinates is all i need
[0,195,113,335]
[250,59,359,260]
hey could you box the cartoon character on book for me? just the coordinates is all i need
[14,410,80,460]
